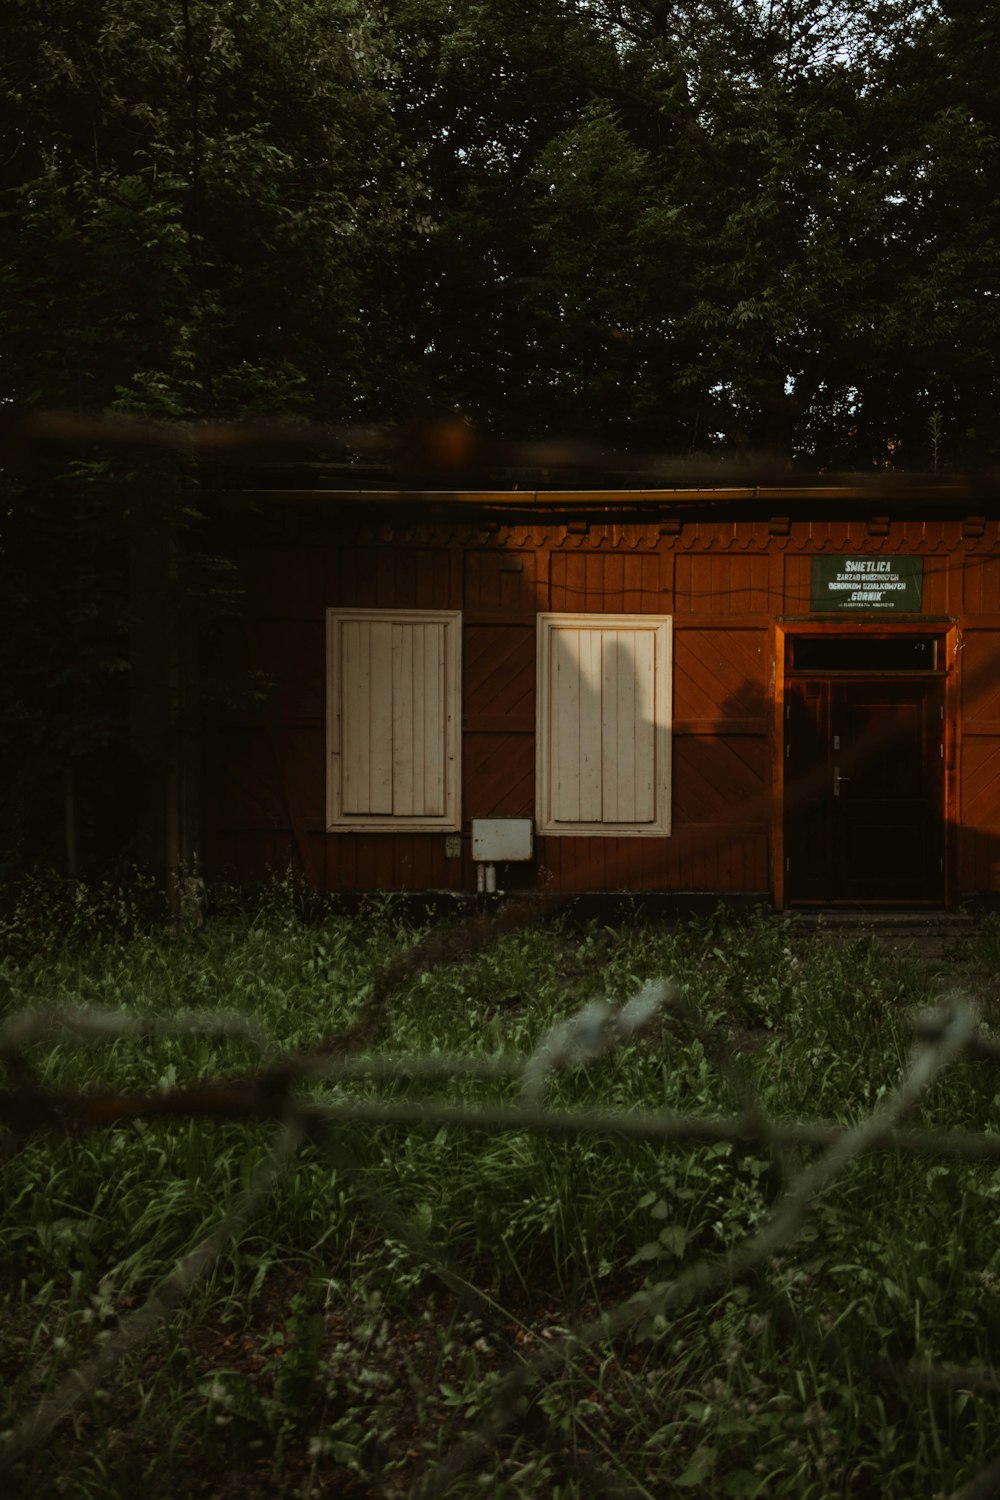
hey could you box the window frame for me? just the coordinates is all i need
[326,607,462,832]
[535,612,672,838]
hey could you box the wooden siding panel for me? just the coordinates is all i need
[390,834,453,890]
[536,827,768,891]
[464,733,534,818]
[387,547,453,609]
[376,551,395,607]
[624,551,661,613]
[600,551,652,612]
[539,836,593,891]
[783,552,811,612]
[464,625,534,723]
[964,556,1000,616]
[239,549,325,619]
[549,549,664,614]
[464,549,543,611]
[962,630,1000,729]
[211,727,324,833]
[674,629,769,727]
[337,548,379,607]
[601,554,624,610]
[327,833,355,890]
[415,548,456,608]
[349,834,393,891]
[328,833,405,892]
[463,620,535,834]
[960,827,1000,894]
[662,826,769,891]
[331,547,456,611]
[961,738,1000,825]
[958,731,1000,894]
[393,549,418,611]
[672,736,769,825]
[675,554,770,613]
[921,556,951,614]
[548,550,587,613]
[584,552,604,610]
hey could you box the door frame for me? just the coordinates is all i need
[772,618,958,909]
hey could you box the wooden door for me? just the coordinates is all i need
[784,677,945,903]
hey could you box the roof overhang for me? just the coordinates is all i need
[229,478,1000,518]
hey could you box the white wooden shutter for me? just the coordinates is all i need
[328,610,460,830]
[538,614,671,836]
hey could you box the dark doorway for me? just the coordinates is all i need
[784,675,945,904]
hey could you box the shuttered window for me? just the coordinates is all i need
[327,609,461,830]
[536,614,672,836]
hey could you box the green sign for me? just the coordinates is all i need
[810,556,923,612]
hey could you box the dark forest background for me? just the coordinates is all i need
[7,0,999,461]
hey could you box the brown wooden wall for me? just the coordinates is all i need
[203,511,1000,902]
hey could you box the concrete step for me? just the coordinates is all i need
[779,911,982,963]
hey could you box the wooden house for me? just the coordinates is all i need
[200,476,1000,909]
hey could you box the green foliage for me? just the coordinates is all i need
[2,0,417,421]
[7,0,999,456]
[2,899,1000,1495]
[0,867,164,958]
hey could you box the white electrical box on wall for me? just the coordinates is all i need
[471,819,533,862]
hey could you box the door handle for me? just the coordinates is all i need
[833,769,851,798]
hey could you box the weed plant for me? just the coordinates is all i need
[1,886,998,1497]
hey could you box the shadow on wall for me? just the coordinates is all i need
[528,627,774,897]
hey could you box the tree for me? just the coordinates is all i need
[0,1,418,871]
[366,0,1000,465]
[6,0,997,457]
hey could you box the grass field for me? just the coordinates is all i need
[2,875,1000,1498]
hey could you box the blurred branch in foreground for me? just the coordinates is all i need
[5,409,1000,494]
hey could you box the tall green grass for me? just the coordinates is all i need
[1,886,998,1497]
